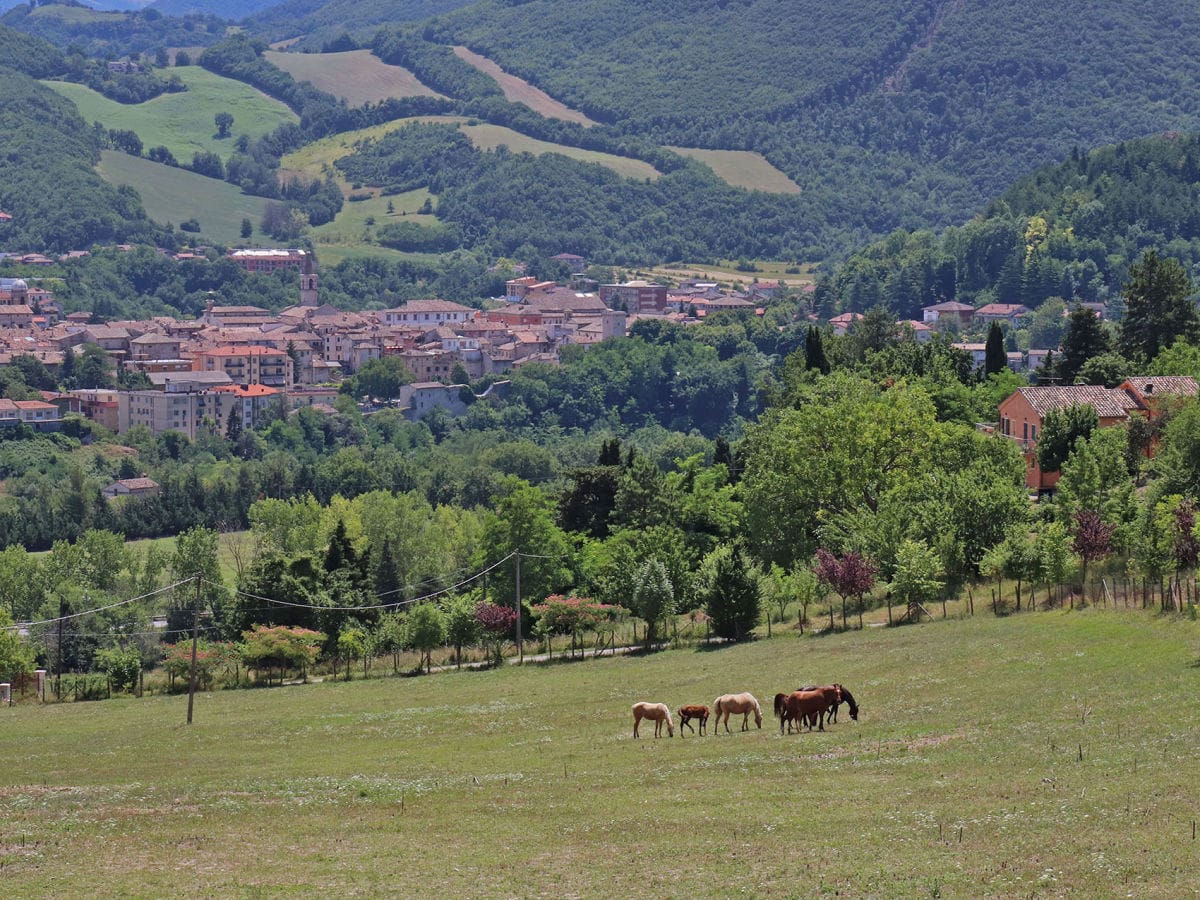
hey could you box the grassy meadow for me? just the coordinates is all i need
[668,147,802,194]
[263,49,445,107]
[2,609,1199,895]
[97,151,275,246]
[43,67,297,165]
[453,46,598,127]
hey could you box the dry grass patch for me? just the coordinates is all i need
[453,46,598,127]
[264,49,445,106]
[668,146,802,194]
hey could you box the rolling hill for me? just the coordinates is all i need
[263,48,443,106]
[42,66,298,164]
[96,149,274,245]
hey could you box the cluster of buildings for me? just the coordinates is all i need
[0,250,780,440]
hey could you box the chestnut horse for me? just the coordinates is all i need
[632,701,674,738]
[677,704,709,736]
[774,686,841,733]
[801,684,859,724]
[712,693,762,733]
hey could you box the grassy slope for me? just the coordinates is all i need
[42,66,297,165]
[97,150,276,246]
[1,609,1198,894]
[263,48,444,106]
[666,147,801,194]
[461,123,659,180]
[452,45,597,127]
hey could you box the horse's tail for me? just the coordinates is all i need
[773,693,786,719]
[713,697,722,717]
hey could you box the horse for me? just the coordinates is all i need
[712,693,762,733]
[632,701,674,738]
[801,684,859,725]
[677,704,709,736]
[777,686,841,733]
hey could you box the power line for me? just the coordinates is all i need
[10,576,199,630]
[214,552,517,612]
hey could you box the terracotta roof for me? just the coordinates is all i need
[1015,386,1140,419]
[1122,376,1199,398]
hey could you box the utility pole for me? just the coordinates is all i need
[55,595,66,702]
[514,550,522,663]
[186,573,201,725]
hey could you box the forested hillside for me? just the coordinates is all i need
[0,67,160,251]
[1,0,228,56]
[824,134,1200,319]
[378,0,1200,256]
[246,0,474,46]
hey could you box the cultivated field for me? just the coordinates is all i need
[668,147,803,194]
[2,610,1198,895]
[461,123,659,180]
[42,67,298,165]
[97,151,275,247]
[263,49,444,107]
[453,46,598,127]
[650,260,815,287]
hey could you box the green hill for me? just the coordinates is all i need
[1,0,229,56]
[824,132,1200,320]
[246,0,475,47]
[42,66,298,165]
[96,149,275,245]
[355,0,1200,258]
[0,66,158,252]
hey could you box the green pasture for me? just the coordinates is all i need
[310,188,440,264]
[97,151,275,246]
[42,67,297,165]
[27,4,121,24]
[461,123,660,180]
[264,49,444,107]
[452,45,597,127]
[2,609,1198,895]
[668,146,802,194]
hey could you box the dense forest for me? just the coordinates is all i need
[336,122,815,261]
[245,0,475,47]
[823,134,1200,319]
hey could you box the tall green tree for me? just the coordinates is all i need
[1058,306,1109,383]
[804,326,830,375]
[631,557,674,650]
[702,545,761,642]
[1119,251,1200,361]
[984,321,1008,376]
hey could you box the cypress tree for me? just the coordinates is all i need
[805,326,830,375]
[984,321,1008,375]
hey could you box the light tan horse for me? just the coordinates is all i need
[712,693,762,733]
[632,701,675,738]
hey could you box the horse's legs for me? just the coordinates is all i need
[634,712,641,739]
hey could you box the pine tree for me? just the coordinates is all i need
[374,538,402,599]
[324,519,356,574]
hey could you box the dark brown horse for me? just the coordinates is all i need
[801,684,859,724]
[775,686,841,733]
[677,704,709,735]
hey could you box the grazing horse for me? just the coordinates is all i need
[776,686,841,733]
[677,704,709,736]
[801,684,859,725]
[712,693,762,733]
[632,701,674,738]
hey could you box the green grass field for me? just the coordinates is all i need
[43,67,298,166]
[27,4,122,24]
[668,147,802,194]
[264,49,444,107]
[2,609,1198,894]
[453,46,598,127]
[97,151,276,246]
